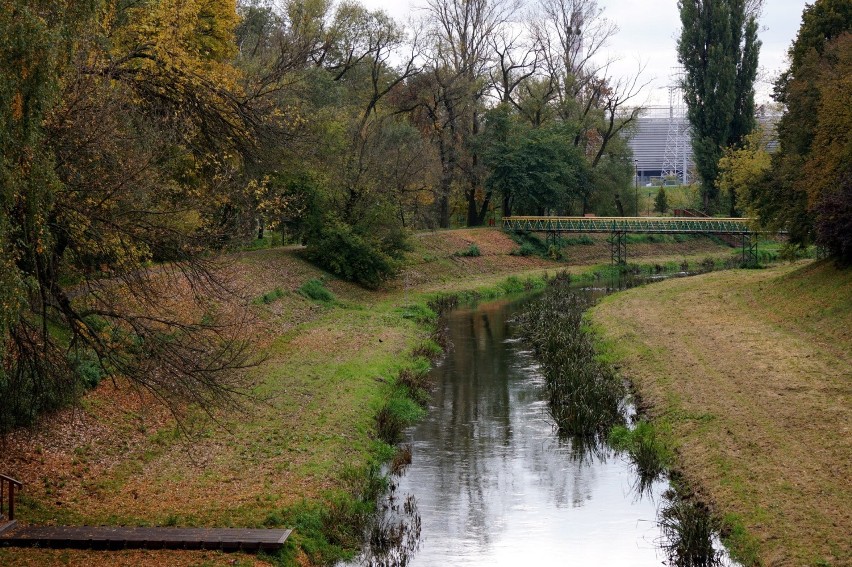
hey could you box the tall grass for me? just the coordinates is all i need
[609,420,672,494]
[658,490,722,567]
[298,278,336,302]
[516,280,626,439]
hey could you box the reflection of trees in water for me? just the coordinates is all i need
[423,306,514,547]
[357,478,422,567]
[408,297,616,552]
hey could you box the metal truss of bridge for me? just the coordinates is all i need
[502,216,759,266]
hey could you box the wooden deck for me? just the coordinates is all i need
[0,525,291,552]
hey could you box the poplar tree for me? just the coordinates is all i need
[654,187,669,214]
[677,0,760,213]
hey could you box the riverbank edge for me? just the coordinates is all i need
[270,272,555,565]
[291,256,779,566]
[586,293,762,566]
[586,262,851,566]
[0,242,751,567]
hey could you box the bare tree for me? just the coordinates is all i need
[531,0,618,110]
[488,27,541,105]
[423,0,521,226]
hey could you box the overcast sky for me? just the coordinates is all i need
[357,0,809,105]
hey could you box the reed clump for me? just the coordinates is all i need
[658,490,722,567]
[516,281,625,438]
[609,420,673,494]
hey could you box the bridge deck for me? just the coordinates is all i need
[0,525,291,552]
[503,216,754,234]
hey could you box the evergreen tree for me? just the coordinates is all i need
[677,0,761,212]
[654,187,669,214]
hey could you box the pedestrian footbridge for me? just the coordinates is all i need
[501,216,759,265]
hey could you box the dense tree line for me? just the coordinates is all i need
[733,0,852,263]
[0,0,646,428]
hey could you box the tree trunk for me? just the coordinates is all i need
[614,194,625,216]
[466,192,479,226]
[502,193,512,218]
[436,136,454,229]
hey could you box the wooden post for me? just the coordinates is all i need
[0,475,22,523]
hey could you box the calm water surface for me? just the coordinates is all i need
[394,293,669,565]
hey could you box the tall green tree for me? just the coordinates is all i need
[677,0,760,212]
[742,0,852,262]
[654,187,669,214]
[482,104,589,217]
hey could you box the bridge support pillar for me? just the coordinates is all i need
[610,231,627,266]
[741,234,758,266]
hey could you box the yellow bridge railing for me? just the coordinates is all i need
[502,216,755,234]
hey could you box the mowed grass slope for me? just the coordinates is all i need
[591,261,852,566]
[0,229,735,566]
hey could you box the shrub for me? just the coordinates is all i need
[500,276,526,294]
[256,287,285,304]
[0,366,77,432]
[454,244,481,257]
[547,244,565,260]
[299,279,335,303]
[509,230,548,256]
[72,350,104,389]
[814,173,852,265]
[511,242,538,256]
[304,222,402,289]
[548,269,572,286]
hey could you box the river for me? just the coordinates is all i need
[348,282,736,566]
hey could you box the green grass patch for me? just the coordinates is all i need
[721,513,762,566]
[454,244,481,257]
[609,420,673,487]
[235,232,284,252]
[560,235,595,246]
[255,287,285,305]
[298,278,336,303]
[508,231,549,257]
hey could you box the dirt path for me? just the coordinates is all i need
[591,262,852,566]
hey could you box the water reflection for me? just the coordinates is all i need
[394,296,667,565]
[346,277,737,567]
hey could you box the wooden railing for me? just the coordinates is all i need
[1,474,23,522]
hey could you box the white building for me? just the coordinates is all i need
[626,105,780,186]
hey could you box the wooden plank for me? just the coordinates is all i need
[0,521,16,536]
[0,526,291,552]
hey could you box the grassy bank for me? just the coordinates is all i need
[0,229,738,566]
[590,261,852,566]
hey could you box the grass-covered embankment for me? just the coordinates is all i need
[0,229,737,566]
[590,260,852,566]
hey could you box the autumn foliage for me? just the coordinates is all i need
[0,0,257,431]
[741,0,852,263]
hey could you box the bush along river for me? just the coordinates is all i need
[346,271,738,567]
